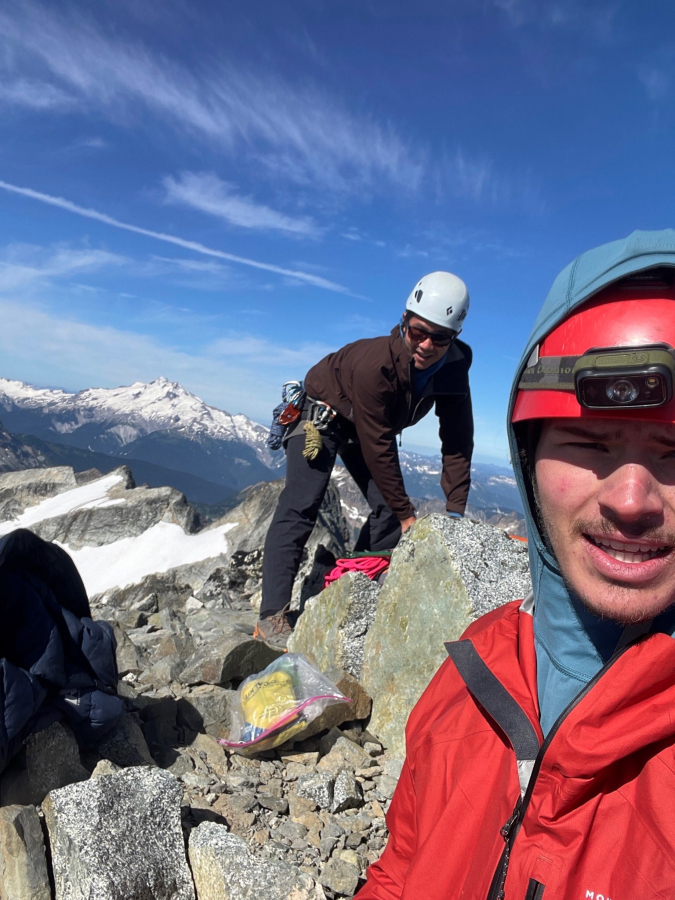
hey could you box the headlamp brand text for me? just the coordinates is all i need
[525,364,574,376]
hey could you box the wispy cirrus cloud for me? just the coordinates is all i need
[163,172,319,237]
[207,334,333,368]
[0,2,545,220]
[0,77,75,110]
[440,149,545,214]
[340,227,387,248]
[0,180,355,294]
[150,256,229,277]
[444,150,494,202]
[0,295,335,422]
[396,224,525,263]
[0,1,423,194]
[0,243,125,292]
[0,240,335,420]
[492,0,619,40]
[78,136,108,150]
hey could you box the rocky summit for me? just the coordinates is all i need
[0,462,531,899]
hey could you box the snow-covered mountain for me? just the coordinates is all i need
[0,377,278,495]
[0,376,524,530]
[0,376,271,459]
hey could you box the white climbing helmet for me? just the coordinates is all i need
[405,271,470,333]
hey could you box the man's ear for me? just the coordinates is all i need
[515,420,551,543]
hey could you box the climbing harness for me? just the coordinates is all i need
[309,401,337,430]
[301,398,337,460]
[267,382,306,450]
[267,380,338,457]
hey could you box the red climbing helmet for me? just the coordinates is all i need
[512,271,675,425]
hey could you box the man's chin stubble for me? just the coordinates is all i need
[558,563,675,624]
[540,513,675,624]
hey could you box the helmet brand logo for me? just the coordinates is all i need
[527,363,574,376]
[446,306,453,316]
[518,354,579,392]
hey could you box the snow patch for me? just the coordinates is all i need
[61,520,238,596]
[0,472,125,534]
[107,423,141,444]
[341,502,366,524]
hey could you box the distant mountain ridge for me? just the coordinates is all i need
[0,421,237,504]
[0,376,271,456]
[0,377,277,495]
[0,376,524,530]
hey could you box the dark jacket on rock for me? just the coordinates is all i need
[304,327,473,519]
[0,528,122,774]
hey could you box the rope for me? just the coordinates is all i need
[302,421,323,460]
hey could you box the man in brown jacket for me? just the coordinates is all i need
[255,271,473,644]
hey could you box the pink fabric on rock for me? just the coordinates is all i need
[324,556,390,588]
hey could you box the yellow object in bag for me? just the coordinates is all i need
[219,653,350,754]
[238,667,308,749]
[240,670,296,732]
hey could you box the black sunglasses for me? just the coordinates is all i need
[406,322,456,347]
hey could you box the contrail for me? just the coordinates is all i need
[0,180,351,294]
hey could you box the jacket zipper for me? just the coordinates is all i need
[406,360,438,427]
[485,640,640,900]
[486,799,522,900]
[405,360,416,427]
[404,357,467,428]
[524,880,546,900]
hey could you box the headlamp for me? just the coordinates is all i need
[573,345,674,410]
[518,343,675,411]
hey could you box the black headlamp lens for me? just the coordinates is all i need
[574,345,674,410]
[606,378,640,404]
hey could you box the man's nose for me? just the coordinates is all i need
[597,463,664,524]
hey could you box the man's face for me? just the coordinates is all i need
[535,418,675,623]
[402,314,454,370]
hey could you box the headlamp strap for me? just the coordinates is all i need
[519,344,675,393]
[518,356,579,392]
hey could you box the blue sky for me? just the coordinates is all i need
[0,0,674,464]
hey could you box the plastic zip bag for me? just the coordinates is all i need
[219,654,350,754]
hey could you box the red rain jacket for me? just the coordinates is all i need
[357,599,675,900]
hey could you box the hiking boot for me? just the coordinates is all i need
[253,608,294,648]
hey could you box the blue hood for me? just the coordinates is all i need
[508,229,675,733]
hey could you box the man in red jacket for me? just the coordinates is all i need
[256,271,473,645]
[358,231,675,899]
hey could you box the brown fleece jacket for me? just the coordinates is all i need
[304,326,473,519]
